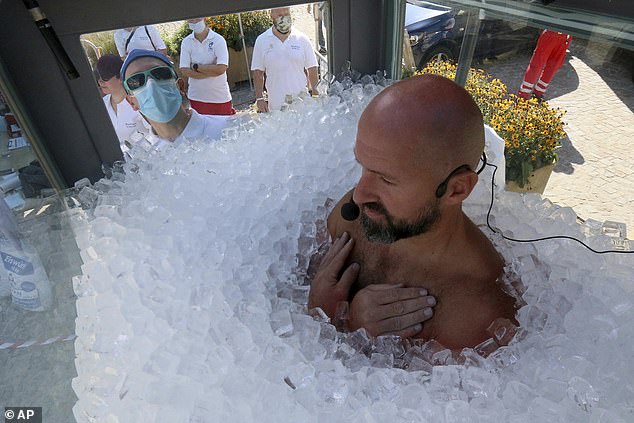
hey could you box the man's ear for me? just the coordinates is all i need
[445,172,478,204]
[125,94,140,111]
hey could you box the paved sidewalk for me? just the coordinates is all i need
[480,39,634,235]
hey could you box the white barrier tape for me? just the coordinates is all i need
[0,334,76,350]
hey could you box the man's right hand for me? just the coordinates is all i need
[256,99,269,113]
[349,284,436,338]
[308,232,358,318]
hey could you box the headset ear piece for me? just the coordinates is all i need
[435,181,447,198]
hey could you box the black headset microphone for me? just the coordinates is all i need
[341,195,360,222]
[341,156,633,254]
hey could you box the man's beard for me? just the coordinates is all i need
[359,200,441,244]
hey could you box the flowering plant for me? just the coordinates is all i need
[489,95,566,187]
[206,12,270,51]
[418,62,566,187]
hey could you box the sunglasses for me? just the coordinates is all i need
[123,66,177,92]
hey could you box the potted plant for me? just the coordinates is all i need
[489,95,566,191]
[418,62,566,193]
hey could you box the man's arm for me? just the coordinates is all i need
[250,36,269,113]
[252,69,268,113]
[181,64,228,79]
[302,35,320,94]
[184,35,229,79]
[307,66,319,95]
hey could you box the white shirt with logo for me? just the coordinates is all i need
[114,25,167,57]
[149,109,232,150]
[251,27,318,111]
[179,29,232,104]
[102,94,148,153]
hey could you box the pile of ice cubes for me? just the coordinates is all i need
[71,77,634,422]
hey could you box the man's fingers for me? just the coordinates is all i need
[391,323,425,339]
[373,286,430,305]
[375,296,436,321]
[375,307,434,334]
[321,232,349,265]
[338,262,360,291]
[328,234,354,272]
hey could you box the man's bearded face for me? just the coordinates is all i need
[359,199,441,243]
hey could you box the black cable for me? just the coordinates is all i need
[485,162,633,254]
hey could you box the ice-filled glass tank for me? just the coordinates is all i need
[1,1,634,421]
[68,79,634,422]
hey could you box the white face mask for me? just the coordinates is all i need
[273,15,292,34]
[188,21,206,34]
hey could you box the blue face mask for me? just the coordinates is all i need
[132,79,182,123]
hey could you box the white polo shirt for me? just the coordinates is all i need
[148,109,232,151]
[179,29,232,104]
[102,94,148,153]
[114,25,167,57]
[251,27,318,111]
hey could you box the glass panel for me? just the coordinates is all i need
[0,93,54,210]
[80,3,330,156]
[0,90,81,421]
[404,0,634,234]
[3,5,330,419]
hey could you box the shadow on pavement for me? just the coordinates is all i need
[569,39,634,113]
[553,135,584,174]
[542,56,580,100]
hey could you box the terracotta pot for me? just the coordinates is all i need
[505,162,556,194]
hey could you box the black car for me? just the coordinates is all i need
[405,0,540,68]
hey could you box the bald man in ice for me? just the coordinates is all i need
[308,74,517,350]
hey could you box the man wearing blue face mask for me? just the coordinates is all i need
[121,49,231,149]
[251,7,320,112]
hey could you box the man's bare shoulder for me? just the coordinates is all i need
[423,277,517,349]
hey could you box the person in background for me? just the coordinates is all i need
[251,7,319,112]
[114,25,168,60]
[518,30,572,101]
[179,18,235,116]
[121,49,230,149]
[96,54,148,153]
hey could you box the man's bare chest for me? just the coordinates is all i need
[347,236,431,290]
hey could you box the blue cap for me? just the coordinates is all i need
[120,49,173,81]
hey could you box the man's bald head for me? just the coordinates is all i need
[360,74,485,176]
[270,7,291,19]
